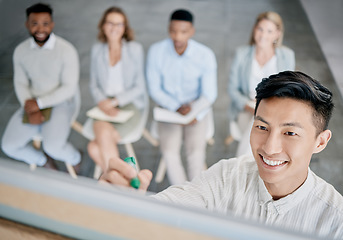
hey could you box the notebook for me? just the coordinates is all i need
[22,107,52,124]
[86,106,134,123]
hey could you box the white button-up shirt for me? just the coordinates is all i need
[153,155,343,239]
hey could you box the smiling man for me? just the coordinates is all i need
[101,71,343,239]
[251,96,330,200]
[1,3,81,171]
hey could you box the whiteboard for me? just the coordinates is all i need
[0,158,320,240]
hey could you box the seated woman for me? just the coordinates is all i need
[87,6,146,173]
[227,11,295,156]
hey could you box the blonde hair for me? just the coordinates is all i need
[249,11,284,47]
[97,6,134,42]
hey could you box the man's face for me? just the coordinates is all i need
[250,97,331,197]
[169,20,194,54]
[26,12,54,46]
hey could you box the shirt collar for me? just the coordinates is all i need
[104,39,127,63]
[258,168,314,215]
[168,38,194,57]
[258,175,273,204]
[30,33,56,50]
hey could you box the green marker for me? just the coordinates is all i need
[124,157,140,189]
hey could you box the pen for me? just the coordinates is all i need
[124,157,140,189]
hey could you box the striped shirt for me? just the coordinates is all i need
[153,155,343,239]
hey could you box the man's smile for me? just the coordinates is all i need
[260,154,288,167]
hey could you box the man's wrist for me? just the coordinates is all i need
[111,98,119,107]
[36,98,43,109]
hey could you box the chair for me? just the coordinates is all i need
[79,93,150,179]
[225,100,255,145]
[224,121,242,145]
[225,111,252,145]
[153,109,215,183]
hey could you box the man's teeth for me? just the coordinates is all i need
[262,157,285,166]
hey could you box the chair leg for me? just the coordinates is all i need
[71,121,84,135]
[124,143,140,171]
[65,163,78,179]
[93,164,102,180]
[207,137,215,146]
[30,138,40,171]
[31,137,40,170]
[155,158,167,183]
[29,164,37,171]
[142,128,159,147]
[225,135,234,145]
[32,137,42,150]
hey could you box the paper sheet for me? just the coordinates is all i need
[153,97,210,124]
[86,106,134,123]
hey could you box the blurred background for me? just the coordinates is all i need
[0,0,342,193]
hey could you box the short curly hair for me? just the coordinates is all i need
[26,3,53,18]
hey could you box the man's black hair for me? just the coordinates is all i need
[170,9,193,23]
[26,3,53,18]
[255,71,334,135]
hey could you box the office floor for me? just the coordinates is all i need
[0,0,342,194]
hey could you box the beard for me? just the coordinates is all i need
[31,32,51,45]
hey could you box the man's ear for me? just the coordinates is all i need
[313,129,332,154]
[191,26,195,36]
[25,20,29,30]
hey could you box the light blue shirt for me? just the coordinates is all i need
[146,38,217,118]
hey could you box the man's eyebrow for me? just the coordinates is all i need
[282,122,304,129]
[255,116,304,129]
[254,116,269,125]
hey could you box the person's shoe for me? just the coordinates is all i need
[43,153,58,170]
[73,162,81,174]
[72,150,83,174]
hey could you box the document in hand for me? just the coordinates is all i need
[153,97,210,124]
[86,106,134,123]
[22,107,52,124]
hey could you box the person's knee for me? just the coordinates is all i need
[87,141,97,157]
[95,126,116,142]
[42,139,64,157]
[159,138,182,153]
[1,138,16,157]
[1,132,20,156]
[184,127,207,148]
[185,141,206,154]
[161,149,181,160]
[161,148,181,156]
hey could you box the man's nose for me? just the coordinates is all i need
[174,32,182,41]
[37,24,44,32]
[262,131,282,155]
